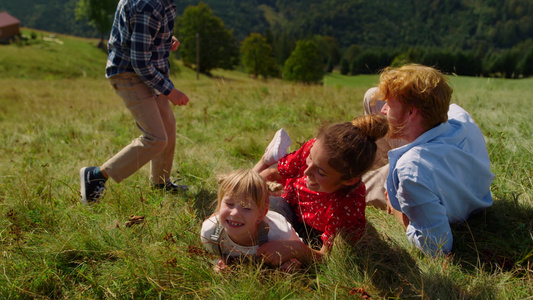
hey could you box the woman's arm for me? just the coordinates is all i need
[252,156,270,174]
[253,160,282,182]
[257,238,327,266]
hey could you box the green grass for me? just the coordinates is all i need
[0,33,532,299]
[0,29,107,79]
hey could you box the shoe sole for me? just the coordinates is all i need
[264,128,292,165]
[79,167,89,205]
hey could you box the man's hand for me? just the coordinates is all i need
[385,190,392,215]
[166,88,189,106]
[385,190,410,229]
[171,36,180,52]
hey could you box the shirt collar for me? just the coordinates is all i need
[389,121,450,161]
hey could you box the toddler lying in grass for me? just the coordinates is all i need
[200,169,302,272]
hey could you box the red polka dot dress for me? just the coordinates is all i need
[278,138,367,248]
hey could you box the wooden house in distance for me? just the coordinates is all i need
[0,11,20,43]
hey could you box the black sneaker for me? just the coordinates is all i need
[80,167,107,204]
[153,178,189,193]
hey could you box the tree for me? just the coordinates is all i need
[339,58,350,75]
[518,47,533,77]
[75,0,118,47]
[483,48,520,78]
[351,48,395,75]
[341,44,361,74]
[240,33,278,79]
[270,31,297,67]
[312,35,341,72]
[176,2,239,74]
[283,40,324,84]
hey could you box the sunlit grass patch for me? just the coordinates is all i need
[1,47,532,298]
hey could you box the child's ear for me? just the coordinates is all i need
[342,177,360,187]
[258,197,270,221]
[259,205,268,221]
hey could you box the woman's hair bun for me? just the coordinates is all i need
[351,114,389,142]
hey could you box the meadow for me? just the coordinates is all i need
[0,31,532,299]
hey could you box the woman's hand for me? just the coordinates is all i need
[257,240,307,266]
[257,239,325,266]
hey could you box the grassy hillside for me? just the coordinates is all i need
[0,29,107,80]
[0,32,532,298]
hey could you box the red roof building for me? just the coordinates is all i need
[0,12,20,42]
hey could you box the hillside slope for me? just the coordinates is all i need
[2,0,532,50]
[0,29,188,80]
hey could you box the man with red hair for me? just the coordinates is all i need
[367,64,494,255]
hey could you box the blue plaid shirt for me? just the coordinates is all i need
[106,0,177,95]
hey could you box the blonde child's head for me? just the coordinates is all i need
[214,169,270,246]
[216,169,269,212]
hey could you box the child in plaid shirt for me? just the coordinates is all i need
[80,0,189,204]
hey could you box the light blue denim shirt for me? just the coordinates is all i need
[386,104,495,255]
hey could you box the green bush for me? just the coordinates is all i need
[282,40,324,84]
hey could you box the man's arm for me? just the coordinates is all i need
[398,179,453,256]
[386,190,410,229]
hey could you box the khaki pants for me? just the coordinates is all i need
[361,87,407,209]
[102,72,176,184]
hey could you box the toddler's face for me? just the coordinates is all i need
[218,193,267,246]
[303,139,349,194]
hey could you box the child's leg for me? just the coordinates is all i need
[269,196,323,247]
[268,196,298,227]
[263,128,291,165]
[102,73,168,183]
[149,94,176,185]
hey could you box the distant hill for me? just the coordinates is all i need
[0,0,98,39]
[2,0,532,52]
[0,28,188,80]
[0,29,106,79]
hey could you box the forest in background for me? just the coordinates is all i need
[3,0,532,50]
[2,0,533,78]
[0,0,98,39]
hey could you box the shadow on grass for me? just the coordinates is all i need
[191,188,217,220]
[451,196,533,274]
[336,223,421,298]
[338,223,504,298]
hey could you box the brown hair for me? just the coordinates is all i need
[317,114,389,181]
[215,169,269,212]
[378,64,452,130]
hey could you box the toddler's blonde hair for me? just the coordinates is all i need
[215,169,269,212]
